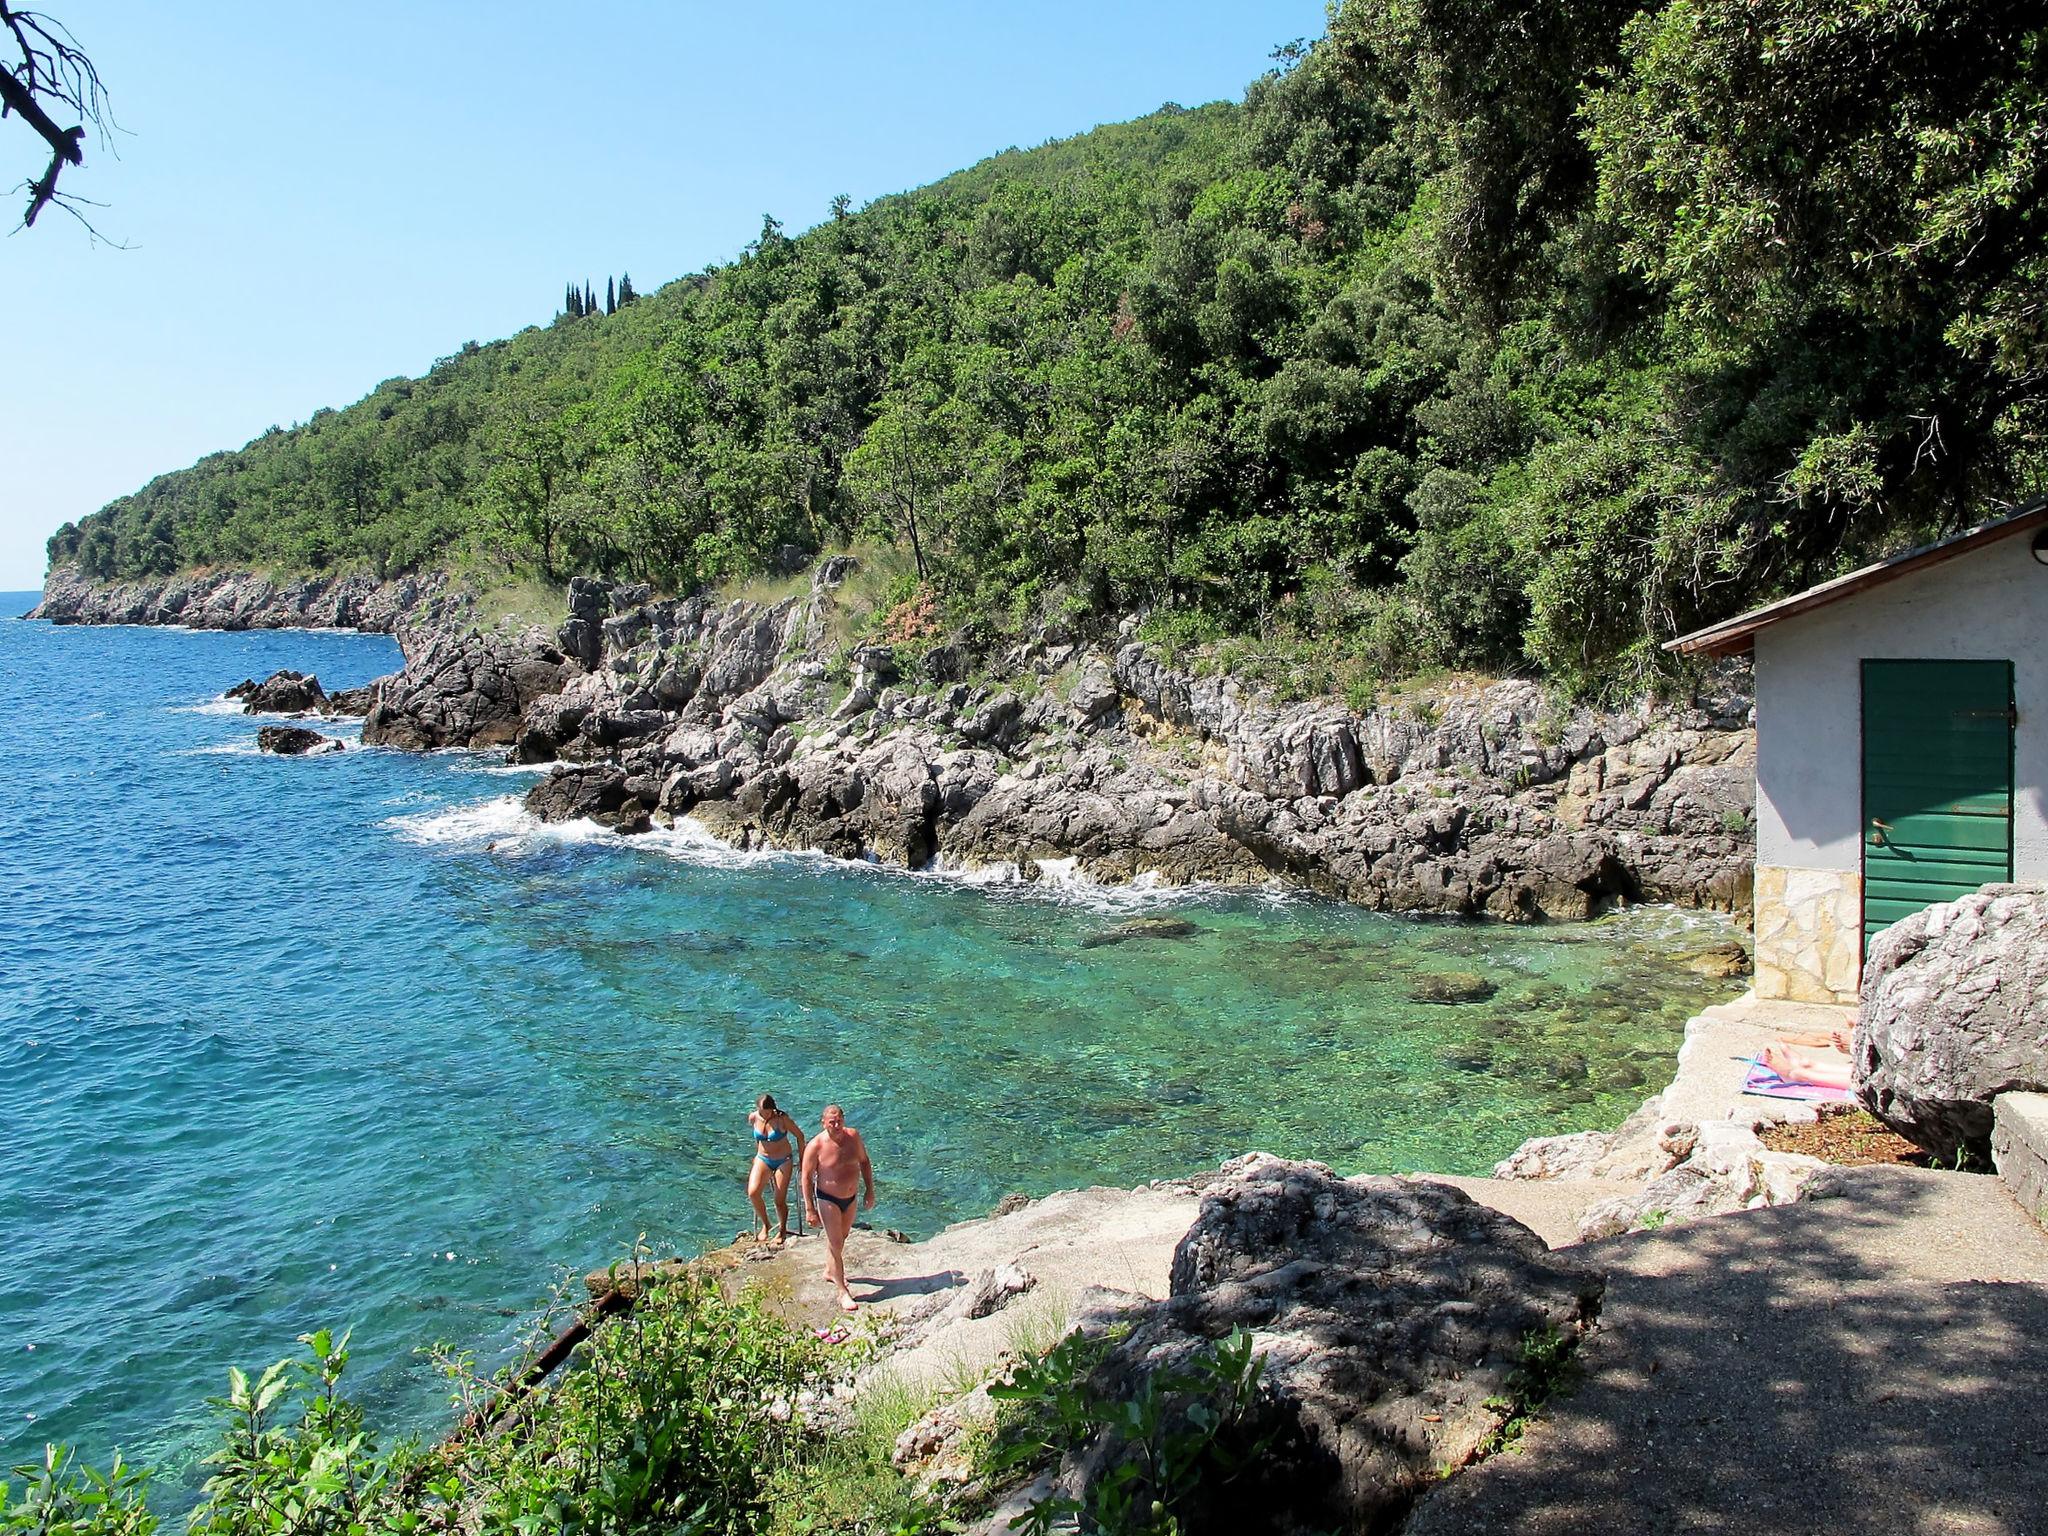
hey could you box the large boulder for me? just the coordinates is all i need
[1014,1155,1601,1536]
[237,670,330,715]
[361,629,572,751]
[524,765,652,835]
[1856,884,2048,1161]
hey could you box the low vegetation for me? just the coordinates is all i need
[44,1,2048,697]
[1,1289,1291,1536]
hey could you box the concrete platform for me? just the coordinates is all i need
[1663,991,1857,1127]
[1994,1092,2048,1230]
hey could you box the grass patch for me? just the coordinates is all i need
[1477,1323,1584,1458]
[468,574,566,632]
[762,1374,942,1536]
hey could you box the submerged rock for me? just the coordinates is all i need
[1080,917,1201,949]
[1857,884,2048,1161]
[1409,971,1499,1004]
[257,725,343,756]
[1678,939,1753,979]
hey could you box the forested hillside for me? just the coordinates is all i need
[48,0,2047,694]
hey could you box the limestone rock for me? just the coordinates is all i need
[1575,1120,1824,1239]
[29,564,438,633]
[1856,884,2048,1160]
[1492,1129,1613,1180]
[239,670,330,715]
[525,765,653,835]
[1016,1155,1602,1536]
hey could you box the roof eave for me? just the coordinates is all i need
[1663,497,2048,659]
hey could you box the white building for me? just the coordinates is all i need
[1669,501,2048,1005]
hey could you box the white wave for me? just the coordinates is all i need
[171,697,246,716]
[175,741,264,757]
[379,788,1229,918]
[381,795,538,849]
[471,761,553,777]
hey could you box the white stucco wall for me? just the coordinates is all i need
[1754,530,2048,878]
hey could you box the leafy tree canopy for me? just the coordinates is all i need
[49,1,2048,695]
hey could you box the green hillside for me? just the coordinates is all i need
[48,0,2048,694]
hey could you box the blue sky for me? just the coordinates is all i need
[0,1,1329,589]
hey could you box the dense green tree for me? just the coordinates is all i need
[49,1,2048,697]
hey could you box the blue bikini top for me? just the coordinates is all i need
[753,1119,789,1143]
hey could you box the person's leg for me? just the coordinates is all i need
[771,1164,792,1240]
[820,1200,857,1310]
[746,1160,771,1241]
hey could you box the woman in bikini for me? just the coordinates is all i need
[746,1094,806,1243]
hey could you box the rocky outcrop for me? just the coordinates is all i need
[360,627,573,750]
[257,725,343,756]
[1856,884,2048,1161]
[524,764,653,835]
[29,564,439,633]
[232,670,330,715]
[1001,1155,1602,1535]
[1574,1120,1824,1239]
[261,562,1753,920]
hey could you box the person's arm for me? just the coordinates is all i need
[857,1133,876,1210]
[785,1114,807,1161]
[800,1139,821,1222]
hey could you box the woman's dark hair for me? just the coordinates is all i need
[757,1093,778,1116]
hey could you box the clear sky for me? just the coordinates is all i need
[0,1,1329,589]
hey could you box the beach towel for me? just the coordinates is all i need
[1739,1056,1856,1104]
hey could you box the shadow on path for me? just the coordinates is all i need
[1409,1166,2048,1536]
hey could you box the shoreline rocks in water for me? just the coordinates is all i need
[47,561,1756,921]
[439,571,1752,922]
[257,724,344,756]
[233,669,331,716]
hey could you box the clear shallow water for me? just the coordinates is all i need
[0,598,1738,1485]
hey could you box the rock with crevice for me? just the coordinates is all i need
[1000,1155,1603,1536]
[1856,883,2048,1161]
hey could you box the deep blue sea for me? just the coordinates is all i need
[0,599,1737,1488]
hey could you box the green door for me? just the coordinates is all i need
[1861,659,2015,942]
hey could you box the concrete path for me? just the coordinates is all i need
[1409,1165,2048,1536]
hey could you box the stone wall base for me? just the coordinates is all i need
[1754,864,1863,1004]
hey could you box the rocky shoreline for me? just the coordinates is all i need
[26,563,450,634]
[35,560,1758,920]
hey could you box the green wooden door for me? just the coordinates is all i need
[1861,659,2015,941]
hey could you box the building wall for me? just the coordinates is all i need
[1751,531,2048,1003]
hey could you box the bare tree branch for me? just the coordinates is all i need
[1,2,113,229]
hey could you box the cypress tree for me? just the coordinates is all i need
[606,276,616,316]
[564,281,579,318]
[619,272,636,305]
[584,282,596,315]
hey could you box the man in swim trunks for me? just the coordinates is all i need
[801,1103,875,1313]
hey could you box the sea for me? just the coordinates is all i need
[0,597,1738,1489]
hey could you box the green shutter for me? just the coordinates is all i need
[1861,659,2015,940]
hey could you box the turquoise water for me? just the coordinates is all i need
[0,599,1736,1486]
